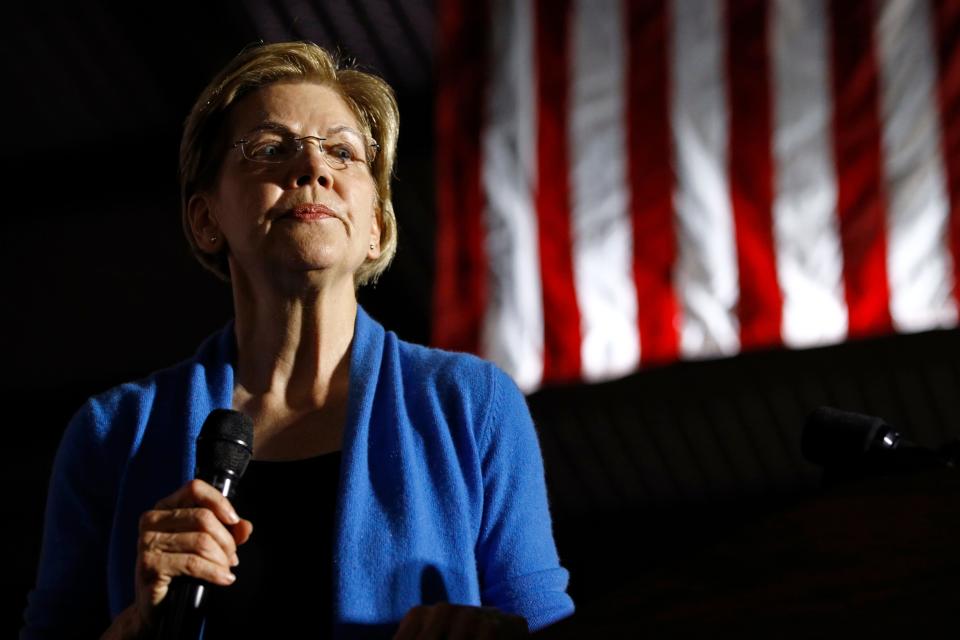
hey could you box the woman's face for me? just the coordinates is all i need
[192,80,381,288]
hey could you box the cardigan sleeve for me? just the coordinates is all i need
[474,364,575,632]
[21,399,118,639]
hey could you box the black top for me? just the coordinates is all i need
[202,450,342,639]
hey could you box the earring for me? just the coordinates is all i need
[210,236,218,244]
[370,243,375,250]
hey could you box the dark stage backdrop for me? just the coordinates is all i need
[5,2,959,637]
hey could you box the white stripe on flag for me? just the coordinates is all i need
[569,0,639,382]
[877,0,959,332]
[771,0,848,348]
[481,0,545,391]
[671,0,740,358]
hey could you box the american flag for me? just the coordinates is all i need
[434,0,960,391]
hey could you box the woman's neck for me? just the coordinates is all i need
[230,270,357,410]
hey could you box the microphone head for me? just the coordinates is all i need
[802,406,896,467]
[195,409,254,482]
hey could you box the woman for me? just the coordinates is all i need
[22,42,573,639]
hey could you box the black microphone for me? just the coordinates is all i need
[156,409,254,640]
[802,406,948,473]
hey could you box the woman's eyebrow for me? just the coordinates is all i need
[245,120,291,134]
[241,121,364,138]
[326,124,364,138]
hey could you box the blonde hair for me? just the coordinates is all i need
[179,41,399,286]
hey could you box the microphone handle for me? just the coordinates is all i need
[156,472,236,640]
[155,579,207,640]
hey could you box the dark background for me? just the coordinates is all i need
[6,2,960,637]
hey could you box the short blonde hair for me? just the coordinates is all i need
[179,41,399,286]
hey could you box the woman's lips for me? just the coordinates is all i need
[286,203,338,220]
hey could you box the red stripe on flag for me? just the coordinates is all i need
[433,0,488,354]
[933,0,960,309]
[535,0,583,383]
[828,0,894,338]
[627,0,681,365]
[726,0,784,349]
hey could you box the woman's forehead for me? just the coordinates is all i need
[230,80,361,136]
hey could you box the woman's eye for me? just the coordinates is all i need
[327,144,356,163]
[245,136,289,160]
[255,143,281,157]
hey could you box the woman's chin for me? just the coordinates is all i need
[270,257,360,289]
[232,243,363,289]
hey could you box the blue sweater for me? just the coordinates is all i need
[23,307,574,638]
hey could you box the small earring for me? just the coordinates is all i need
[370,243,375,250]
[210,236,217,244]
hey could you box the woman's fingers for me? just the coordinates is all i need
[393,605,424,640]
[155,479,241,526]
[137,549,237,606]
[393,605,528,640]
[231,517,254,546]
[140,549,237,586]
[418,605,454,640]
[448,608,483,640]
[141,529,236,567]
[140,507,240,564]
[142,478,254,563]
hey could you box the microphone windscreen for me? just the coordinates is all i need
[802,406,891,467]
[195,409,254,480]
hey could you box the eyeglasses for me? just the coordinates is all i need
[232,129,379,170]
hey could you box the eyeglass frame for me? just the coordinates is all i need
[231,129,380,169]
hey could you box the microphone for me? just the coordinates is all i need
[802,407,950,473]
[156,409,254,640]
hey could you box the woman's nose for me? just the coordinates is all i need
[291,142,334,188]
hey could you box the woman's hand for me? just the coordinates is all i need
[393,604,529,640]
[101,479,253,639]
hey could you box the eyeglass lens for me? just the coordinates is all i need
[240,131,374,167]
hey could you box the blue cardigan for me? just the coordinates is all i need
[24,307,573,638]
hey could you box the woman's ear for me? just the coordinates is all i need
[187,192,222,254]
[367,205,383,260]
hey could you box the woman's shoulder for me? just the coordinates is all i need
[65,370,175,457]
[387,334,531,437]
[392,334,514,396]
[357,306,512,397]
[396,336,490,375]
